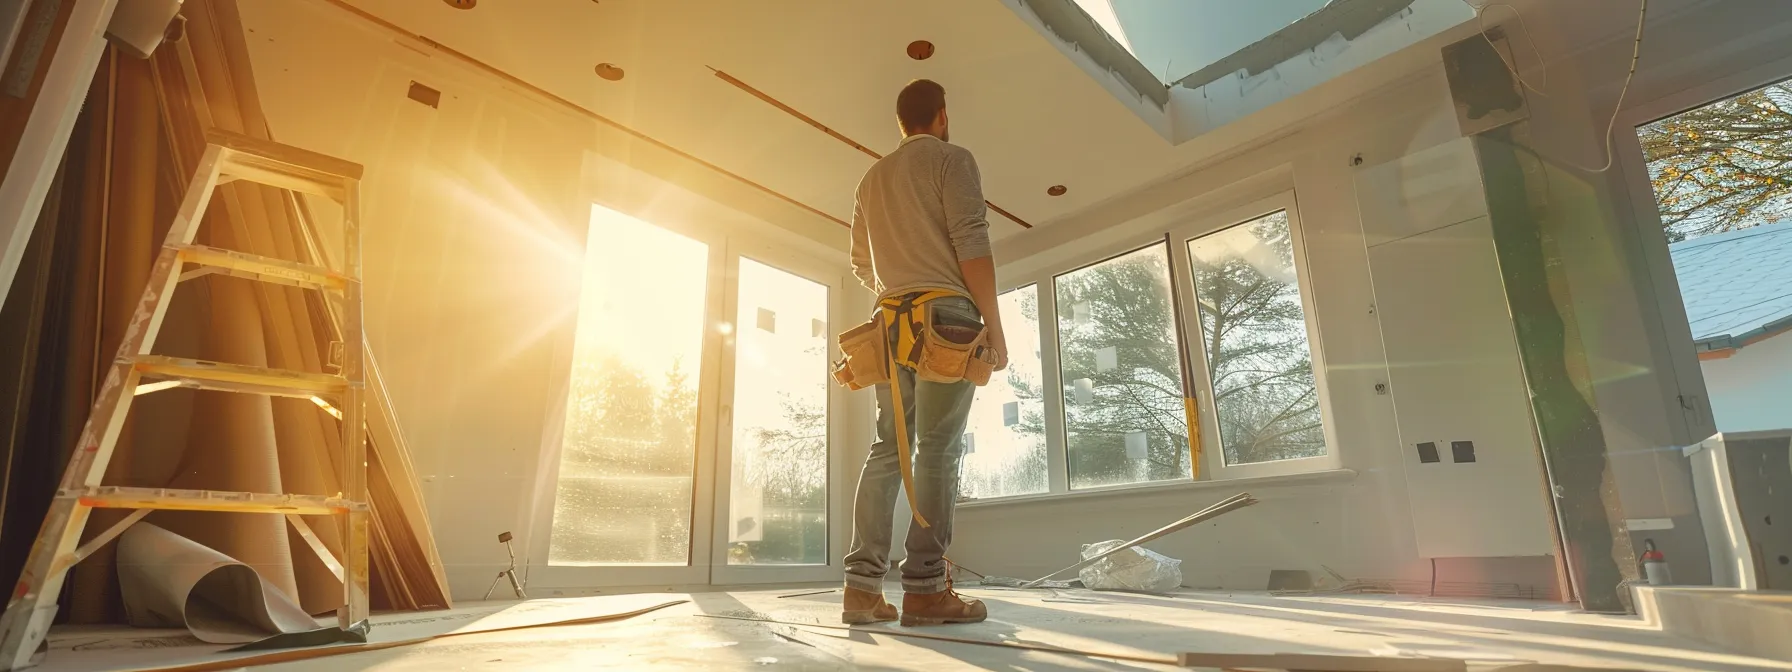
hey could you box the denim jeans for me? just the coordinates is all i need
[843,296,980,595]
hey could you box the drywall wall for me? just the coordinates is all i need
[965,0,1792,590]
[960,66,1467,589]
[1700,335,1792,433]
[1365,207,1555,559]
[236,0,852,599]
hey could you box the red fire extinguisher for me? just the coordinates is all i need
[1641,538,1673,586]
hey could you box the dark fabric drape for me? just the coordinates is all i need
[1,0,449,624]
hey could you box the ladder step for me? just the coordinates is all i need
[133,356,348,398]
[205,128,363,202]
[66,486,368,514]
[177,244,347,292]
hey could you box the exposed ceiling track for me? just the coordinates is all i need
[708,67,1034,229]
[1173,0,1418,92]
[311,0,848,228]
[1010,0,1168,108]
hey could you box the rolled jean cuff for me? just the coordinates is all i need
[844,574,884,594]
[901,574,950,595]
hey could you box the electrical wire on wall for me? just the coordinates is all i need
[1466,1,1552,97]
[1462,0,1650,173]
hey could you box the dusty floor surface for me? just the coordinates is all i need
[43,586,1792,671]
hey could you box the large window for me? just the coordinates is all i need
[961,285,1048,498]
[1053,244,1191,489]
[549,205,707,565]
[960,196,1331,501]
[1187,210,1325,466]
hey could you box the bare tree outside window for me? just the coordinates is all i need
[1187,211,1325,466]
[1053,245,1190,489]
[1639,80,1792,241]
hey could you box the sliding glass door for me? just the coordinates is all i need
[531,202,848,589]
[711,244,846,584]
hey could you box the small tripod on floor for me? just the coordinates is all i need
[483,531,527,600]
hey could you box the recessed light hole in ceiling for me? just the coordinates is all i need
[443,0,475,9]
[1047,185,1067,196]
[907,41,935,61]
[595,63,625,81]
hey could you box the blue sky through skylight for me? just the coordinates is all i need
[1071,0,1330,83]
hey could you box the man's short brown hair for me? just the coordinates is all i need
[896,79,946,133]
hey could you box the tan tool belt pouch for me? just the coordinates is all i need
[832,316,888,391]
[916,314,987,385]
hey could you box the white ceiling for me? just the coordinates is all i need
[342,0,1207,241]
[330,0,1700,244]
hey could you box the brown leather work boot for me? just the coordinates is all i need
[900,589,987,626]
[842,587,898,625]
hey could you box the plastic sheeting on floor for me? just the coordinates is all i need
[117,523,328,645]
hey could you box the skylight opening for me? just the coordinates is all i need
[1070,0,1332,85]
[1071,0,1135,56]
[1013,0,1477,143]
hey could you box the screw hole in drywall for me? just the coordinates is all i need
[1767,515,1774,525]
[1780,555,1790,566]
[1350,153,1364,167]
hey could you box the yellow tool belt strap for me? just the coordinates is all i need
[877,289,964,529]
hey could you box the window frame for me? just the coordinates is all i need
[982,231,1202,502]
[1049,239,1200,492]
[1170,192,1341,480]
[528,161,860,589]
[525,203,726,590]
[968,190,1338,505]
[707,242,849,585]
[958,283,1053,501]
[1610,55,1792,447]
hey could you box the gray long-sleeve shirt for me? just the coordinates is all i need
[849,134,992,302]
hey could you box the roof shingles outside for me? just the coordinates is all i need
[1668,220,1792,352]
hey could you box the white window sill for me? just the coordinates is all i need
[954,468,1358,511]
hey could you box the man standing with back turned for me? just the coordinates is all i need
[842,79,1008,626]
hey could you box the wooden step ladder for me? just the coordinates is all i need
[0,129,370,670]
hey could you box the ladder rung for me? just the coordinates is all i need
[205,128,363,201]
[133,356,348,398]
[177,244,348,292]
[66,486,368,514]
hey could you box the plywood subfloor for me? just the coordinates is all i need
[46,586,1792,671]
